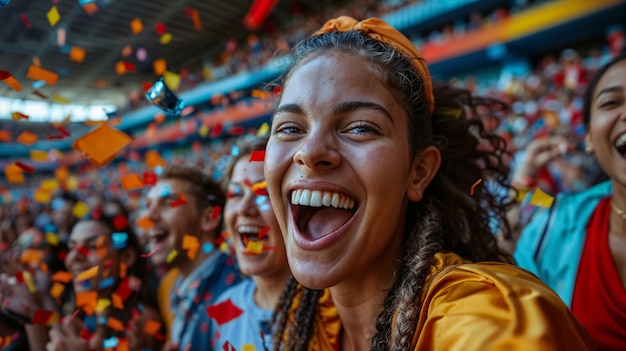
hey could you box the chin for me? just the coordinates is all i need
[290,259,340,290]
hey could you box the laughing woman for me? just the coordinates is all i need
[264,16,596,351]
[209,135,291,350]
[514,53,626,350]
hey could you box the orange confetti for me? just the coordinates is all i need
[19,249,44,264]
[72,123,132,168]
[135,216,155,230]
[26,65,58,86]
[111,293,124,309]
[130,18,143,34]
[145,150,167,169]
[107,317,125,331]
[0,130,11,142]
[470,179,483,195]
[69,46,86,63]
[153,58,167,76]
[0,70,22,92]
[82,2,99,15]
[143,319,162,335]
[251,89,271,99]
[16,131,39,146]
[51,271,73,283]
[120,173,144,190]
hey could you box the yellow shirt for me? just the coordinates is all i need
[303,252,596,350]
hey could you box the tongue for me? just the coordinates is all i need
[301,207,353,240]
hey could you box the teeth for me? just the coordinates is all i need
[291,189,355,209]
[238,226,260,234]
[616,133,626,148]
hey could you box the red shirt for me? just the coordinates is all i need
[572,197,626,351]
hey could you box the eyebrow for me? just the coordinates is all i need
[274,101,394,123]
[595,86,623,101]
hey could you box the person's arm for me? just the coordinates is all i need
[499,135,571,253]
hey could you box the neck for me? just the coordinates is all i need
[611,181,626,234]
[331,262,399,351]
[253,269,292,310]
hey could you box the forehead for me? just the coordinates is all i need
[282,52,390,105]
[595,59,626,95]
[231,157,264,181]
[146,178,190,199]
[70,220,109,241]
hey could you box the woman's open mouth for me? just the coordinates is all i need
[615,132,626,158]
[290,189,357,242]
[237,225,269,254]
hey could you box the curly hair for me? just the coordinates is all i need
[269,29,515,351]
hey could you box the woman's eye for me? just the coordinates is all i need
[599,99,620,109]
[345,122,379,135]
[274,123,304,135]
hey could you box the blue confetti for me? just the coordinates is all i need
[160,184,170,198]
[32,80,46,90]
[202,242,214,254]
[98,276,115,289]
[103,336,119,349]
[112,232,128,249]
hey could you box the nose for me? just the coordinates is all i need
[145,201,161,222]
[293,132,341,170]
[237,191,260,217]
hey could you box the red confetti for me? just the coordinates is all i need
[170,194,187,208]
[112,215,128,231]
[32,90,48,99]
[142,82,153,93]
[258,226,270,239]
[154,22,167,35]
[14,161,35,173]
[143,171,157,186]
[209,124,223,138]
[273,85,281,97]
[207,299,243,326]
[248,150,265,162]
[210,205,222,220]
[15,271,24,283]
[57,126,70,137]
[227,126,245,135]
[19,14,32,28]
[76,245,90,257]
[32,310,53,325]
[48,135,64,140]
[470,179,483,195]
[0,70,10,80]
[122,61,136,72]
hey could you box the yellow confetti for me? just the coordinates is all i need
[22,271,37,293]
[163,70,181,91]
[246,241,264,255]
[198,124,209,137]
[71,201,90,219]
[40,179,59,191]
[96,298,111,313]
[75,266,98,281]
[49,282,65,299]
[166,249,178,263]
[257,122,269,136]
[34,189,52,204]
[160,32,172,45]
[47,6,60,27]
[529,188,554,208]
[30,150,49,162]
[45,232,59,246]
[52,94,70,104]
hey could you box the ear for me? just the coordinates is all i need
[407,146,441,202]
[200,205,221,238]
[584,133,594,153]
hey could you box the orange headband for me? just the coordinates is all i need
[313,16,434,114]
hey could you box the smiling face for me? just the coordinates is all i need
[224,157,288,278]
[586,58,626,188]
[265,52,424,289]
[145,179,202,268]
[65,220,121,293]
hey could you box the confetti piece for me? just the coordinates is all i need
[211,205,222,220]
[143,171,157,186]
[529,188,554,208]
[11,111,28,120]
[258,226,270,239]
[72,123,132,168]
[45,232,59,246]
[82,2,98,15]
[103,336,119,349]
[47,6,60,26]
[198,124,209,137]
[251,89,271,99]
[120,173,144,190]
[153,58,166,76]
[223,342,236,351]
[130,18,143,34]
[170,193,187,208]
[136,47,147,61]
[111,293,124,309]
[75,266,98,281]
[210,123,223,137]
[107,317,124,331]
[56,28,66,46]
[32,310,54,325]
[40,178,59,191]
[188,8,202,31]
[145,150,167,169]
[182,234,199,260]
[228,126,245,135]
[96,298,110,313]
[69,46,86,63]
[0,130,10,142]
[52,94,70,104]
[257,122,270,136]
[0,70,22,92]
[32,90,48,99]
[4,165,24,184]
[22,271,37,293]
[202,242,214,254]
[19,249,44,265]
[163,70,181,91]
[143,319,162,335]
[30,150,49,162]
[72,201,90,219]
[51,271,73,283]
[19,14,32,28]
[16,131,38,146]
[26,65,58,86]
[135,216,155,230]
[166,249,178,263]
[206,299,243,326]
[470,179,482,195]
[160,33,172,45]
[14,161,35,173]
[246,241,264,255]
[34,189,52,204]
[154,22,167,35]
[50,282,65,299]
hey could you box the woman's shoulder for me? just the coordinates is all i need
[416,252,596,350]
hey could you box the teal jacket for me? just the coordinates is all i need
[513,181,612,306]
